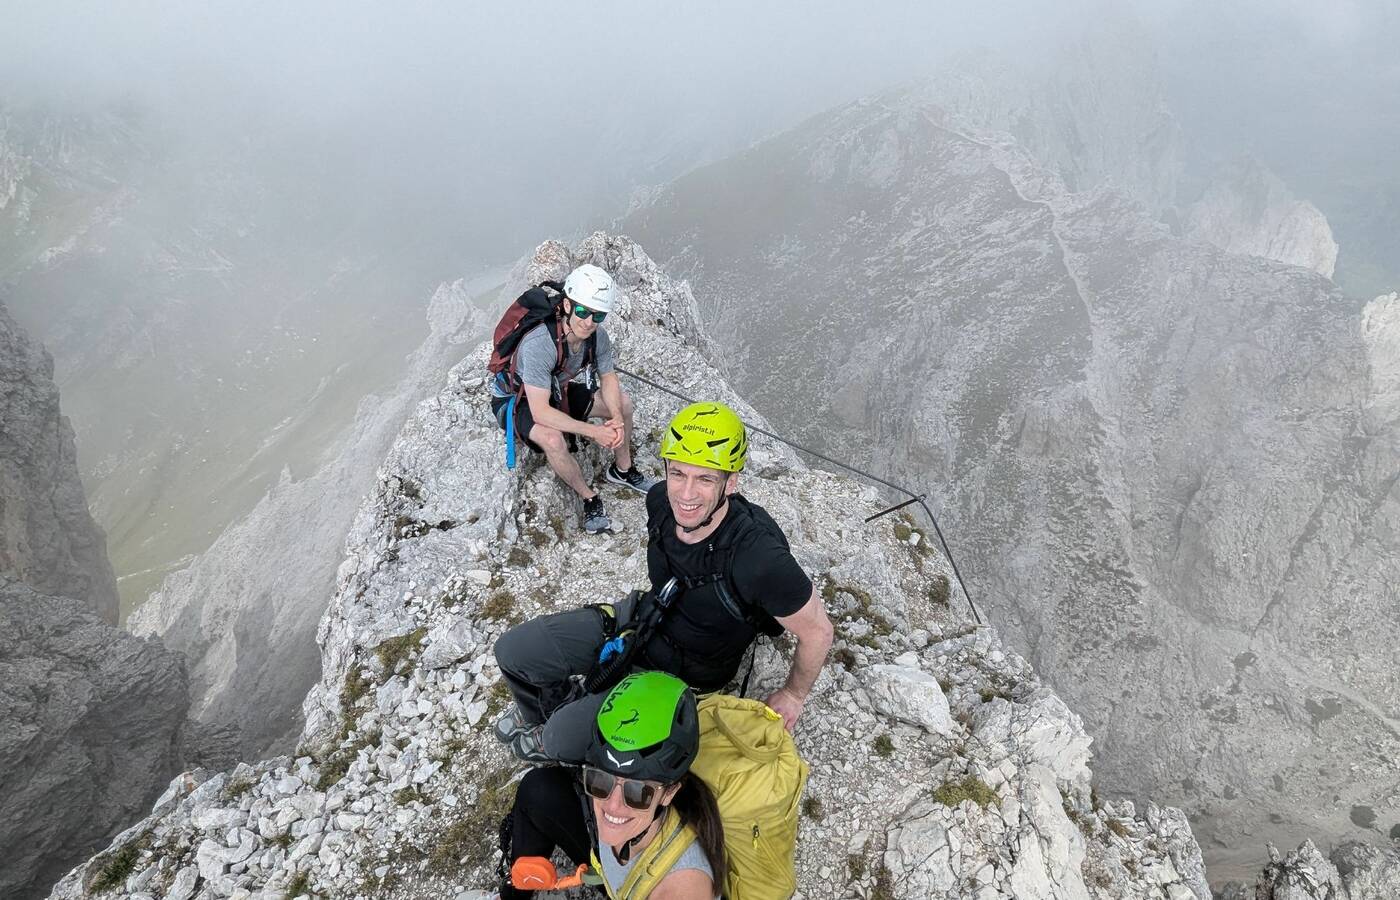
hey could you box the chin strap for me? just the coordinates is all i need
[679,494,728,534]
[616,805,668,864]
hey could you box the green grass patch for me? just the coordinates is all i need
[394,787,420,806]
[428,764,519,874]
[341,668,374,711]
[929,573,951,608]
[269,831,294,850]
[1107,818,1131,838]
[88,832,149,892]
[506,546,532,568]
[315,727,380,791]
[485,680,512,722]
[374,628,427,676]
[801,795,825,821]
[847,853,867,881]
[979,685,1013,703]
[480,591,517,623]
[224,775,257,801]
[871,864,894,900]
[873,734,895,758]
[932,775,998,810]
[283,870,313,899]
[832,646,858,671]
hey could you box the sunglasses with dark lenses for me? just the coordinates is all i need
[572,304,607,323]
[582,766,660,810]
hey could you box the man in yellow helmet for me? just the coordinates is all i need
[493,401,833,761]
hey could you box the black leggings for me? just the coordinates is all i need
[502,766,593,900]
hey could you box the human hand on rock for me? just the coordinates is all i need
[764,687,805,732]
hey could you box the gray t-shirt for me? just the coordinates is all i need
[492,322,615,398]
[597,832,717,898]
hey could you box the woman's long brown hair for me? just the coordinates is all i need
[670,772,729,888]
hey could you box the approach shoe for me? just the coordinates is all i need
[493,702,531,746]
[583,496,611,534]
[508,724,555,766]
[604,463,658,495]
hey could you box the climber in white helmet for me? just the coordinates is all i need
[489,263,656,533]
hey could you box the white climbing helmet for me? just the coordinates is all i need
[563,264,616,314]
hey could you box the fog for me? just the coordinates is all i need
[6,2,1400,894]
[5,2,1395,263]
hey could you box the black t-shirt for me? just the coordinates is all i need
[642,483,813,690]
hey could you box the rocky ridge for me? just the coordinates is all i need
[51,235,1208,900]
[128,282,486,758]
[1219,840,1400,899]
[1184,158,1339,277]
[619,89,1400,874]
[0,300,119,623]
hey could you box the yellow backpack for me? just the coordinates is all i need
[590,695,810,900]
[692,694,810,900]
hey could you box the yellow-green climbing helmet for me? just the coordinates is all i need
[659,402,747,472]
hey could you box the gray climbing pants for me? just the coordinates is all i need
[493,607,609,726]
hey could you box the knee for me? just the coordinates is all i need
[494,617,537,671]
[619,390,634,417]
[533,426,566,453]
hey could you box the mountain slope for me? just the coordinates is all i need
[619,92,1400,875]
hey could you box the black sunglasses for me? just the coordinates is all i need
[571,304,607,323]
[582,766,661,810]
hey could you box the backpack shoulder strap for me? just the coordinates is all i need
[616,812,697,900]
[711,496,787,637]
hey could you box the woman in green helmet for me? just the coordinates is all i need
[501,671,726,900]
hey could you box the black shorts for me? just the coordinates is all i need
[491,383,595,453]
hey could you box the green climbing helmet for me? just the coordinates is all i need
[659,402,747,473]
[589,672,698,783]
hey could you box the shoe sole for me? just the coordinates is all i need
[604,470,650,495]
[583,521,612,535]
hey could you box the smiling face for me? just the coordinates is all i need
[589,773,679,848]
[664,459,739,532]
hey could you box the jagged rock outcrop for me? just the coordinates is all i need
[619,90,1400,872]
[1218,839,1400,900]
[0,581,189,900]
[1185,158,1338,277]
[128,285,485,758]
[49,236,1207,900]
[0,301,119,623]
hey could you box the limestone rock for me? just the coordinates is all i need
[863,665,955,734]
[1185,157,1338,277]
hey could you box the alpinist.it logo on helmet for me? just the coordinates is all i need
[682,424,716,436]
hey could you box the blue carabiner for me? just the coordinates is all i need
[598,635,627,663]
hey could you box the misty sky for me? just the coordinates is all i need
[4,1,1398,268]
